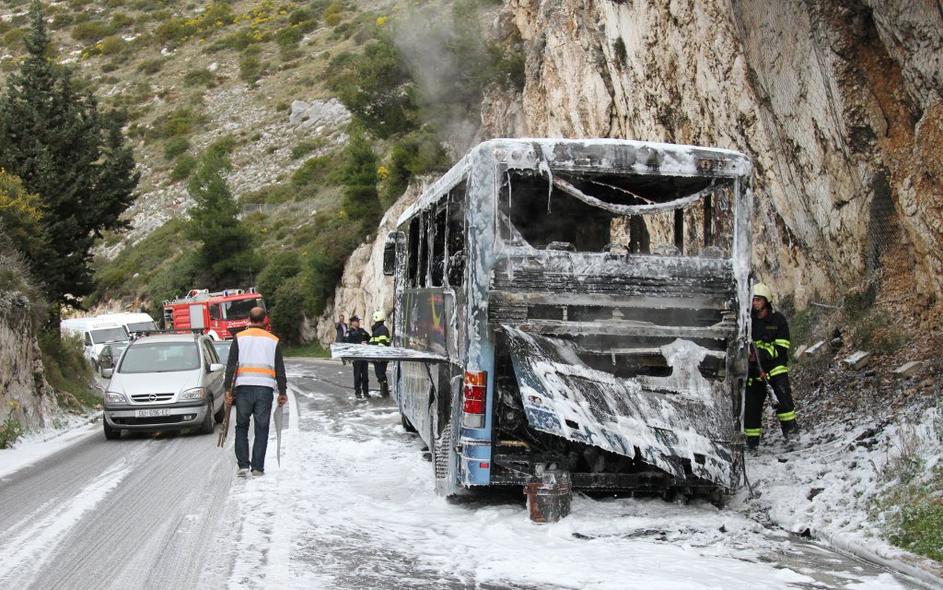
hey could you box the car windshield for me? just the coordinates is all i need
[118,342,201,374]
[126,321,157,333]
[90,327,129,344]
[213,340,233,361]
[223,297,264,319]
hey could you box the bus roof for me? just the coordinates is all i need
[397,138,751,227]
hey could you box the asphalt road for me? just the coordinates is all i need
[0,358,927,590]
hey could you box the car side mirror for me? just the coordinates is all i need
[209,363,224,373]
[102,368,114,379]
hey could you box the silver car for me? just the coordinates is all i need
[102,333,226,439]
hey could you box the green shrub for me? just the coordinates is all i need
[275,24,304,49]
[239,53,263,85]
[110,12,134,30]
[155,17,197,43]
[323,1,344,26]
[72,20,113,42]
[302,211,363,315]
[382,129,447,205]
[291,154,334,187]
[183,67,214,86]
[3,28,26,48]
[39,332,97,409]
[290,138,326,160]
[270,275,306,344]
[137,57,164,74]
[0,417,24,449]
[163,136,190,160]
[258,251,302,307]
[327,37,419,139]
[97,35,126,56]
[152,107,203,139]
[170,154,197,181]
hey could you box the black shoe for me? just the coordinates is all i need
[781,420,799,441]
[380,381,390,398]
[745,437,760,452]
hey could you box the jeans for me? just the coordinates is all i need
[234,385,274,472]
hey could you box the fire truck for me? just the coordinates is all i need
[162,288,270,340]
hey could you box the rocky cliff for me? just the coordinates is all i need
[482,0,942,310]
[325,0,942,340]
[0,292,56,433]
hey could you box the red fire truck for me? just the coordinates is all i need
[162,288,270,340]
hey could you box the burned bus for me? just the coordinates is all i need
[333,138,753,498]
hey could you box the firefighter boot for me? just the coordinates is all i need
[380,380,390,398]
[781,418,799,443]
[745,436,760,453]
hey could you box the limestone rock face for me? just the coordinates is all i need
[484,0,943,308]
[317,180,428,344]
[0,292,56,432]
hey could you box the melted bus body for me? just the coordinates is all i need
[336,138,753,497]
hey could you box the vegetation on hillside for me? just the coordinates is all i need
[0,2,139,322]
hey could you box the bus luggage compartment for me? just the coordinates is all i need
[494,326,738,491]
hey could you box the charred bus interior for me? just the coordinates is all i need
[488,168,741,494]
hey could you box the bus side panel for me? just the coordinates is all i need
[457,151,498,487]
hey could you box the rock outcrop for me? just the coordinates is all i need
[0,292,56,432]
[483,0,943,309]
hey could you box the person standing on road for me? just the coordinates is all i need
[345,315,371,399]
[744,283,798,451]
[369,310,392,397]
[224,307,288,477]
[335,314,348,343]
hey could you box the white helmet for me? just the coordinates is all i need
[372,310,386,323]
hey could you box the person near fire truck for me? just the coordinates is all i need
[744,283,798,450]
[345,315,371,399]
[369,310,391,397]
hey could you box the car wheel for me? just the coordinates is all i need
[214,399,225,424]
[199,398,215,435]
[103,417,121,440]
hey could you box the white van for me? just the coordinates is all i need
[97,312,158,336]
[61,317,130,368]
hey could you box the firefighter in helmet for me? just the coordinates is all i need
[745,282,798,450]
[369,310,391,397]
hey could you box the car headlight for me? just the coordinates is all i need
[179,387,206,401]
[104,391,127,405]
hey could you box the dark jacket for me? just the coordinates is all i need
[223,331,288,395]
[750,308,790,377]
[345,326,371,345]
[335,322,348,342]
[369,322,391,346]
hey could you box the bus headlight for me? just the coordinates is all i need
[180,387,206,401]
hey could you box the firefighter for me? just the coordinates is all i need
[369,310,391,397]
[345,315,371,399]
[744,283,798,450]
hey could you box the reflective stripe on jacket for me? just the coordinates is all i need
[234,327,279,390]
[369,323,391,346]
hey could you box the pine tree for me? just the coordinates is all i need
[340,128,381,229]
[186,150,260,288]
[0,1,139,317]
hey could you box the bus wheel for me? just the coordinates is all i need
[434,421,451,482]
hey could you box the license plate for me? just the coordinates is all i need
[135,408,171,418]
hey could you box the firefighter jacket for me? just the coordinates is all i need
[369,322,391,346]
[750,308,790,379]
[224,327,287,394]
[345,326,371,345]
